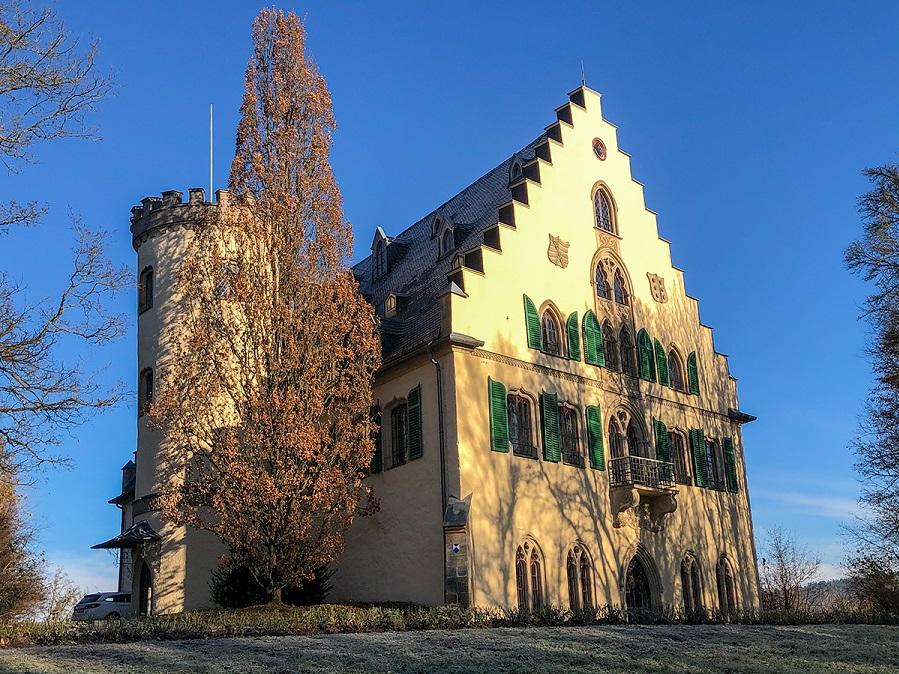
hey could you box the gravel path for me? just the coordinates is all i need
[1,624,897,674]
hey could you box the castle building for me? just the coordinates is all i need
[95,85,760,615]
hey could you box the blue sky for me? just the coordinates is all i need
[3,1,897,589]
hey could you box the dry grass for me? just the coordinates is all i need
[0,624,897,674]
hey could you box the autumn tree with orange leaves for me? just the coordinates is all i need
[148,9,381,603]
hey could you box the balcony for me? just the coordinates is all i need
[609,455,675,490]
[608,455,678,532]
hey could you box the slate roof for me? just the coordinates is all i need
[353,135,546,363]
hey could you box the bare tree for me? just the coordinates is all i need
[149,9,381,603]
[0,2,124,481]
[1,0,111,231]
[35,567,82,622]
[845,163,899,590]
[759,527,821,613]
[0,485,44,621]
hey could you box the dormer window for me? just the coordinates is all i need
[510,158,523,183]
[385,293,397,317]
[441,229,454,257]
[373,239,387,278]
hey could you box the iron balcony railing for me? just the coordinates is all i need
[609,455,675,490]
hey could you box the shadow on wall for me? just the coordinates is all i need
[461,292,758,612]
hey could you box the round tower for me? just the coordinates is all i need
[128,187,225,614]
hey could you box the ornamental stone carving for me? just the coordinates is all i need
[547,234,570,268]
[648,273,668,303]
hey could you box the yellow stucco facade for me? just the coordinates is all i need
[104,85,759,615]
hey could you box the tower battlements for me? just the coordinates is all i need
[130,188,230,251]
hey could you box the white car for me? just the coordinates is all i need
[72,592,132,621]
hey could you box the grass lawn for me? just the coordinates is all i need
[0,623,897,674]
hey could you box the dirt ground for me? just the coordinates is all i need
[1,623,897,674]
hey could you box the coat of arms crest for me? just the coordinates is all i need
[647,273,668,303]
[547,234,570,268]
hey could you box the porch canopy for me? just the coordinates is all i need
[91,520,161,549]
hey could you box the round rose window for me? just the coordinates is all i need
[592,138,607,160]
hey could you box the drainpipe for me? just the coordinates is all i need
[428,339,449,604]
[427,340,448,512]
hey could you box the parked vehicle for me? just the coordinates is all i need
[72,592,132,620]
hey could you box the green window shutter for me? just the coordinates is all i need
[654,340,670,387]
[523,295,542,350]
[370,405,383,473]
[638,329,656,382]
[687,352,700,395]
[689,428,709,487]
[488,377,509,453]
[566,312,581,361]
[540,391,561,462]
[407,385,423,459]
[723,437,739,492]
[585,405,605,470]
[582,310,605,366]
[654,419,672,482]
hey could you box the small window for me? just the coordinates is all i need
[717,556,737,614]
[567,546,594,611]
[613,270,629,305]
[609,418,626,460]
[138,368,154,417]
[669,350,685,391]
[541,310,563,357]
[594,190,614,232]
[560,406,582,467]
[508,393,536,458]
[681,556,703,614]
[390,403,408,467]
[515,546,529,610]
[670,431,691,485]
[440,229,454,257]
[619,326,637,377]
[529,548,543,610]
[138,267,154,314]
[595,266,611,300]
[626,419,646,458]
[373,240,387,279]
[592,138,607,160]
[602,321,619,371]
[707,439,727,490]
[515,541,544,612]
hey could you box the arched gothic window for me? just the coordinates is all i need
[440,228,454,257]
[566,545,594,611]
[625,556,653,611]
[716,556,737,615]
[613,269,629,305]
[374,240,387,278]
[515,541,544,612]
[541,310,563,356]
[560,406,582,467]
[670,430,691,484]
[669,349,685,391]
[515,547,529,610]
[594,190,614,233]
[619,326,637,377]
[595,265,611,300]
[602,321,619,371]
[138,267,154,314]
[507,393,536,458]
[138,368,154,417]
[529,548,544,610]
[609,418,626,459]
[681,556,704,614]
[627,418,648,458]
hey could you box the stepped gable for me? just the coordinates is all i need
[354,136,545,362]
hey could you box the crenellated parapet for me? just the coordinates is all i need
[130,188,230,251]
